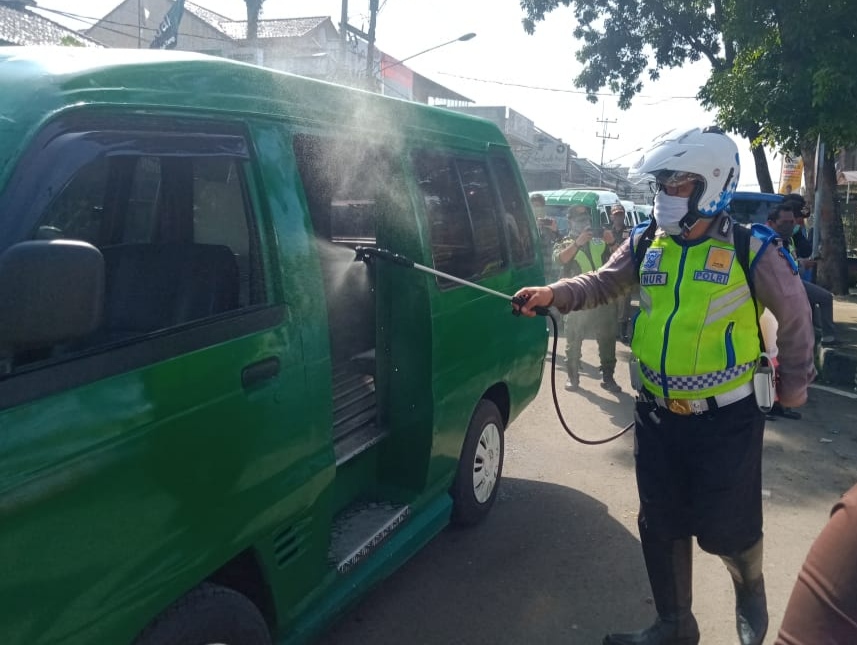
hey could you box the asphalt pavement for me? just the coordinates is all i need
[317,326,857,645]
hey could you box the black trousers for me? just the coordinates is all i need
[634,393,766,555]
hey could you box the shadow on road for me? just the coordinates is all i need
[317,478,656,645]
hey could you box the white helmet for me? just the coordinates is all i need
[629,126,740,218]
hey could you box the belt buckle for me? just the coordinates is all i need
[667,398,693,416]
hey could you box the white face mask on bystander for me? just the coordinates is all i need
[653,193,689,235]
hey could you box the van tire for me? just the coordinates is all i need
[451,400,504,526]
[133,582,272,645]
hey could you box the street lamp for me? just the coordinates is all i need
[379,32,476,73]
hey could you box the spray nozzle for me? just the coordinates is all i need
[354,246,414,268]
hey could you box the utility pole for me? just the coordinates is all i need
[340,0,348,80]
[596,105,618,187]
[365,0,379,90]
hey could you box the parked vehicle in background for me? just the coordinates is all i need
[0,47,546,645]
[728,191,784,225]
[533,188,622,236]
[620,200,652,229]
[631,203,652,227]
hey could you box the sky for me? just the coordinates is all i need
[34,0,782,190]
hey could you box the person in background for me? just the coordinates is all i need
[515,126,815,645]
[553,203,621,393]
[766,203,838,347]
[532,193,561,281]
[607,203,633,343]
[775,483,857,645]
[781,194,814,281]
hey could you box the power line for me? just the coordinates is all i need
[436,71,699,101]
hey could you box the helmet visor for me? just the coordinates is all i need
[654,170,704,187]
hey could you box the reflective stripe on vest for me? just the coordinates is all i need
[631,234,761,399]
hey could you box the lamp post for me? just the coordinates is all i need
[379,32,476,74]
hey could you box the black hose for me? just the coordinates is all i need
[543,312,633,445]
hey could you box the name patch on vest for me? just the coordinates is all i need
[641,272,668,286]
[693,270,730,284]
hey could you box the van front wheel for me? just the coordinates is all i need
[451,400,504,526]
[133,582,272,645]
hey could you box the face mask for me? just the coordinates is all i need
[792,224,802,235]
[653,193,689,235]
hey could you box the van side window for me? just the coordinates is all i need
[26,130,261,360]
[412,151,504,283]
[491,156,535,266]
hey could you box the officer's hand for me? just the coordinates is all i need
[512,287,554,317]
[603,229,616,246]
[576,228,593,246]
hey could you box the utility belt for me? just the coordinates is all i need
[636,381,754,416]
[630,355,772,416]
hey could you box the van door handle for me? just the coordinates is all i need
[241,357,281,389]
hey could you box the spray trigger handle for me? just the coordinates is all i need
[511,294,549,317]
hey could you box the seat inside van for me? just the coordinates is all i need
[100,243,239,340]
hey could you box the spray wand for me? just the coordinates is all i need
[354,246,631,445]
[355,246,550,316]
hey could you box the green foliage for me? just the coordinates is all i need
[519,0,857,151]
[59,36,85,47]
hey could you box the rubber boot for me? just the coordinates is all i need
[603,537,700,645]
[721,539,768,645]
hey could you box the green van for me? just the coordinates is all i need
[0,48,545,645]
[530,188,622,237]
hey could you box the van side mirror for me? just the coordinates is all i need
[0,240,104,351]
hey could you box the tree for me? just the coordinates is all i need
[520,0,857,292]
[698,0,857,292]
[244,0,264,42]
[519,0,774,192]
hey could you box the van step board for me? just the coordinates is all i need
[329,502,410,574]
[332,366,385,465]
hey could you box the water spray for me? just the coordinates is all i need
[355,246,632,445]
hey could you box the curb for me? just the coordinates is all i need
[817,345,857,388]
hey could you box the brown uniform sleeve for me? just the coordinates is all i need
[548,238,637,313]
[751,238,817,407]
[775,483,857,645]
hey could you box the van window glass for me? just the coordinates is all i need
[491,156,535,265]
[27,139,260,360]
[412,151,504,283]
[292,134,399,245]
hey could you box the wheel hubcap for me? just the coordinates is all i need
[472,422,500,503]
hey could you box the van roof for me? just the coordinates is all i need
[532,188,621,209]
[0,47,508,186]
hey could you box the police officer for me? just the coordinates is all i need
[513,126,816,645]
[553,203,621,392]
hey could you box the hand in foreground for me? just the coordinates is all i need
[511,286,554,317]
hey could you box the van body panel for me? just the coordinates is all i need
[0,47,544,645]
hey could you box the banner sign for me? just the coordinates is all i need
[150,0,186,50]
